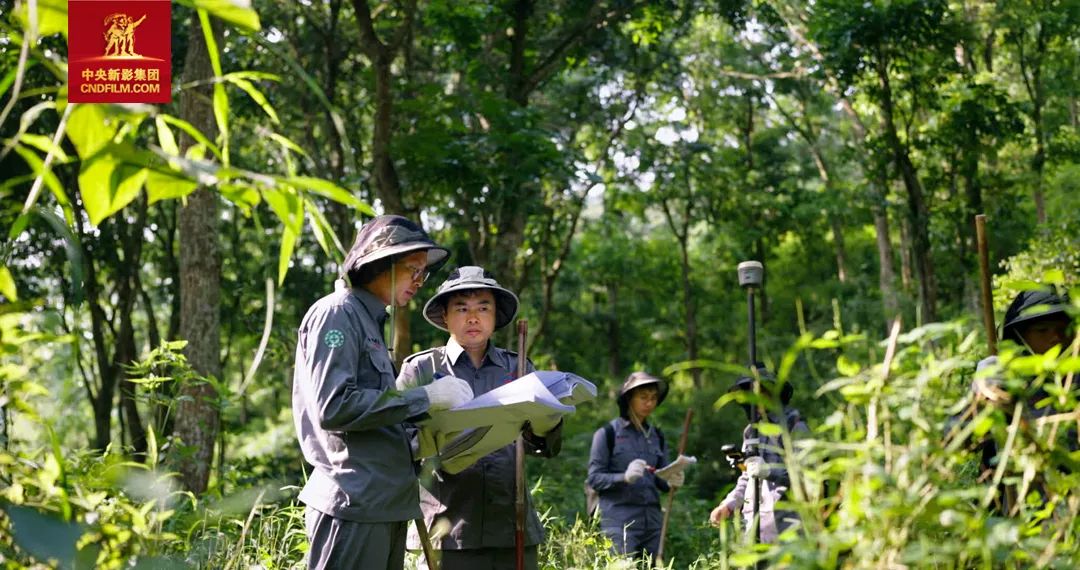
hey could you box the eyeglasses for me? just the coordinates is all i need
[401,263,429,284]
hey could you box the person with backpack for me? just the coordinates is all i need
[709,367,808,543]
[586,372,690,561]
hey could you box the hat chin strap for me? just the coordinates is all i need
[388,260,396,357]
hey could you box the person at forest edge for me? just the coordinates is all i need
[709,368,808,543]
[969,287,1075,480]
[292,215,474,570]
[396,266,562,570]
[587,372,689,561]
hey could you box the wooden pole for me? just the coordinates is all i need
[975,214,997,355]
[514,319,528,570]
[415,516,439,570]
[655,407,694,567]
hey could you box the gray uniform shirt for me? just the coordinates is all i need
[587,417,671,533]
[292,287,431,523]
[396,338,562,549]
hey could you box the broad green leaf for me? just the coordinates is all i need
[15,0,68,38]
[146,169,198,204]
[4,505,83,568]
[67,104,117,159]
[223,75,278,124]
[0,265,16,301]
[181,0,261,32]
[286,176,371,213]
[79,150,148,225]
[278,224,297,285]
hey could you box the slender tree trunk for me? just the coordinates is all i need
[172,14,224,494]
[876,58,935,321]
[871,193,900,327]
[607,282,620,380]
[899,211,913,291]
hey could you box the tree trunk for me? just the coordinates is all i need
[876,59,935,322]
[607,282,620,380]
[871,193,900,328]
[172,14,224,495]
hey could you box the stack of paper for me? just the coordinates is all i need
[419,371,596,473]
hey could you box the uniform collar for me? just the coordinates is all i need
[351,287,389,324]
[445,337,498,367]
[617,416,652,432]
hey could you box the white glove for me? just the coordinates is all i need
[624,459,648,484]
[745,456,770,479]
[976,355,999,372]
[422,376,473,411]
[660,470,685,487]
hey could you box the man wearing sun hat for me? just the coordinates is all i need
[396,266,563,570]
[293,215,476,570]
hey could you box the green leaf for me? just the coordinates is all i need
[286,176,371,213]
[79,150,148,225]
[181,0,261,32]
[154,116,180,157]
[67,105,119,159]
[15,133,71,162]
[32,206,84,306]
[15,0,68,38]
[278,224,297,285]
[262,186,303,233]
[837,355,861,377]
[0,62,33,99]
[0,265,16,301]
[756,422,783,436]
[219,183,261,212]
[4,504,83,569]
[146,169,198,204]
[13,144,68,211]
[156,114,222,160]
[268,132,310,159]
[223,75,278,124]
[304,196,346,261]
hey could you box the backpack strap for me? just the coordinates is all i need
[604,422,616,455]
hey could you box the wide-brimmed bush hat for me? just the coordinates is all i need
[617,371,668,417]
[342,215,449,277]
[1001,287,1072,344]
[423,266,519,331]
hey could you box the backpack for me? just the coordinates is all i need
[584,423,665,517]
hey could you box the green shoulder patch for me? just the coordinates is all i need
[324,329,345,348]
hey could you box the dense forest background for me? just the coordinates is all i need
[2,0,1080,568]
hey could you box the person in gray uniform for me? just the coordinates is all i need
[292,215,475,570]
[709,369,808,543]
[396,266,562,570]
[587,372,684,561]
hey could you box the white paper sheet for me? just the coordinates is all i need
[416,370,597,473]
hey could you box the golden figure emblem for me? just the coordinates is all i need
[103,13,147,57]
